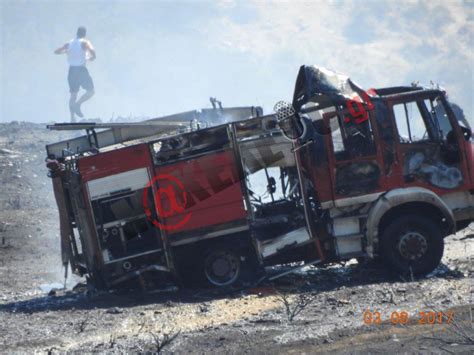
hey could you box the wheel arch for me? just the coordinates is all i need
[365,187,455,257]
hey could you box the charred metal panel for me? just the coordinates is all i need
[102,252,168,281]
[299,120,332,204]
[309,121,328,164]
[329,117,377,162]
[404,150,463,189]
[239,135,294,173]
[169,221,249,247]
[66,172,97,274]
[46,107,263,158]
[292,65,367,111]
[46,113,195,158]
[373,99,396,175]
[259,227,311,258]
[152,125,231,165]
[335,161,381,196]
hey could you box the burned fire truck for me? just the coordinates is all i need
[46,66,474,289]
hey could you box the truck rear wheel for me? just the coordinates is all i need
[204,248,241,287]
[379,215,444,277]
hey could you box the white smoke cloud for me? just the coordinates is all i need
[0,0,472,125]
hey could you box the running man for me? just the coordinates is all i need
[54,26,96,122]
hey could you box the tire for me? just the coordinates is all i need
[203,248,241,287]
[177,240,261,288]
[379,215,444,276]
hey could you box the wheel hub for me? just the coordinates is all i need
[212,258,232,277]
[204,251,240,287]
[398,232,428,260]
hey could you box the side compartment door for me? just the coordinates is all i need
[152,150,248,236]
[148,125,249,244]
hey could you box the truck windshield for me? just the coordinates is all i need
[424,96,471,143]
[431,97,452,141]
[448,101,471,131]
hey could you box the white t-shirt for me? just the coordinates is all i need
[67,38,87,67]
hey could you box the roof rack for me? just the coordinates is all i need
[46,106,262,158]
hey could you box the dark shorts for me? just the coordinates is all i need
[68,66,94,93]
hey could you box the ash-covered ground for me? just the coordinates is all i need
[0,122,473,353]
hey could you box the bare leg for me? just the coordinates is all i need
[76,89,94,106]
[74,90,94,118]
[69,92,78,122]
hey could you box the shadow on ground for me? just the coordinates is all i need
[0,260,464,315]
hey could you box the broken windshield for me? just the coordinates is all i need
[427,97,472,142]
[448,101,472,131]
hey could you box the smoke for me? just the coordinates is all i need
[1,1,472,125]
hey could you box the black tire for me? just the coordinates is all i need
[203,248,241,287]
[379,215,444,276]
[177,241,261,289]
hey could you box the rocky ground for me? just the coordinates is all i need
[0,122,473,353]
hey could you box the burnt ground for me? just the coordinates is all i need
[0,121,473,353]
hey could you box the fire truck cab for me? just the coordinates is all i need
[46,66,473,289]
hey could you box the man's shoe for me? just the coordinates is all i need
[74,104,84,118]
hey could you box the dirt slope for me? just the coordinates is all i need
[0,122,473,353]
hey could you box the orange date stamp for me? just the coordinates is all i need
[363,310,454,325]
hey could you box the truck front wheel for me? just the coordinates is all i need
[379,215,444,277]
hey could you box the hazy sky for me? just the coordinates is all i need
[1,0,473,125]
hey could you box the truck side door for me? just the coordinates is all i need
[389,94,469,192]
[325,108,386,203]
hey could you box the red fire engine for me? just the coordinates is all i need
[46,66,474,289]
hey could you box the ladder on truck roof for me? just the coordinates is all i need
[46,106,262,158]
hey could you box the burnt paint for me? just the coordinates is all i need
[335,161,381,196]
[299,122,332,203]
[373,99,396,175]
[244,143,286,172]
[404,150,463,189]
